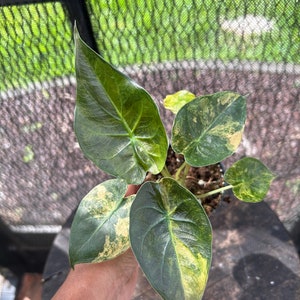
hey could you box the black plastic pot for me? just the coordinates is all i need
[42,197,300,300]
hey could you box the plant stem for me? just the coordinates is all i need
[175,161,187,181]
[175,161,191,186]
[198,184,233,199]
[182,163,190,179]
[161,165,172,177]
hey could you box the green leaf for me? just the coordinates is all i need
[23,145,34,163]
[163,90,196,114]
[74,26,168,184]
[130,178,212,300]
[224,157,275,202]
[172,91,246,166]
[69,179,134,267]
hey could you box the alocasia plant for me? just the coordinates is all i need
[69,27,275,299]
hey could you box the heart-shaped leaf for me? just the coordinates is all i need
[163,90,196,114]
[172,91,246,166]
[74,27,168,184]
[225,157,275,202]
[69,179,134,267]
[130,178,212,300]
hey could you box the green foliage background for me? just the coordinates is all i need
[88,0,299,66]
[0,0,299,91]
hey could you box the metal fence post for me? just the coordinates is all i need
[0,0,98,52]
[62,0,98,52]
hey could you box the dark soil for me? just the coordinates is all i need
[146,147,229,216]
[0,64,299,233]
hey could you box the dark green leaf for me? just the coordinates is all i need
[69,179,134,267]
[74,27,168,184]
[130,178,212,300]
[225,157,275,202]
[172,91,246,166]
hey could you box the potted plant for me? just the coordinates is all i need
[68,27,274,299]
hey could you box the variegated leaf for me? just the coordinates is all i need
[225,157,275,202]
[69,179,134,267]
[172,91,246,166]
[130,178,212,299]
[163,90,196,114]
[74,27,168,184]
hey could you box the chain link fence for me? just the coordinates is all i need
[0,0,299,247]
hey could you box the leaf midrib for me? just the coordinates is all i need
[76,195,125,257]
[182,94,241,154]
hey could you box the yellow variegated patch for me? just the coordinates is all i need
[115,215,130,237]
[208,119,244,152]
[172,235,210,299]
[92,234,129,263]
[130,178,212,300]
[83,185,116,218]
[216,91,238,105]
[74,27,168,184]
[228,129,243,151]
[163,90,196,114]
[172,91,246,166]
[225,157,275,202]
[69,179,134,266]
